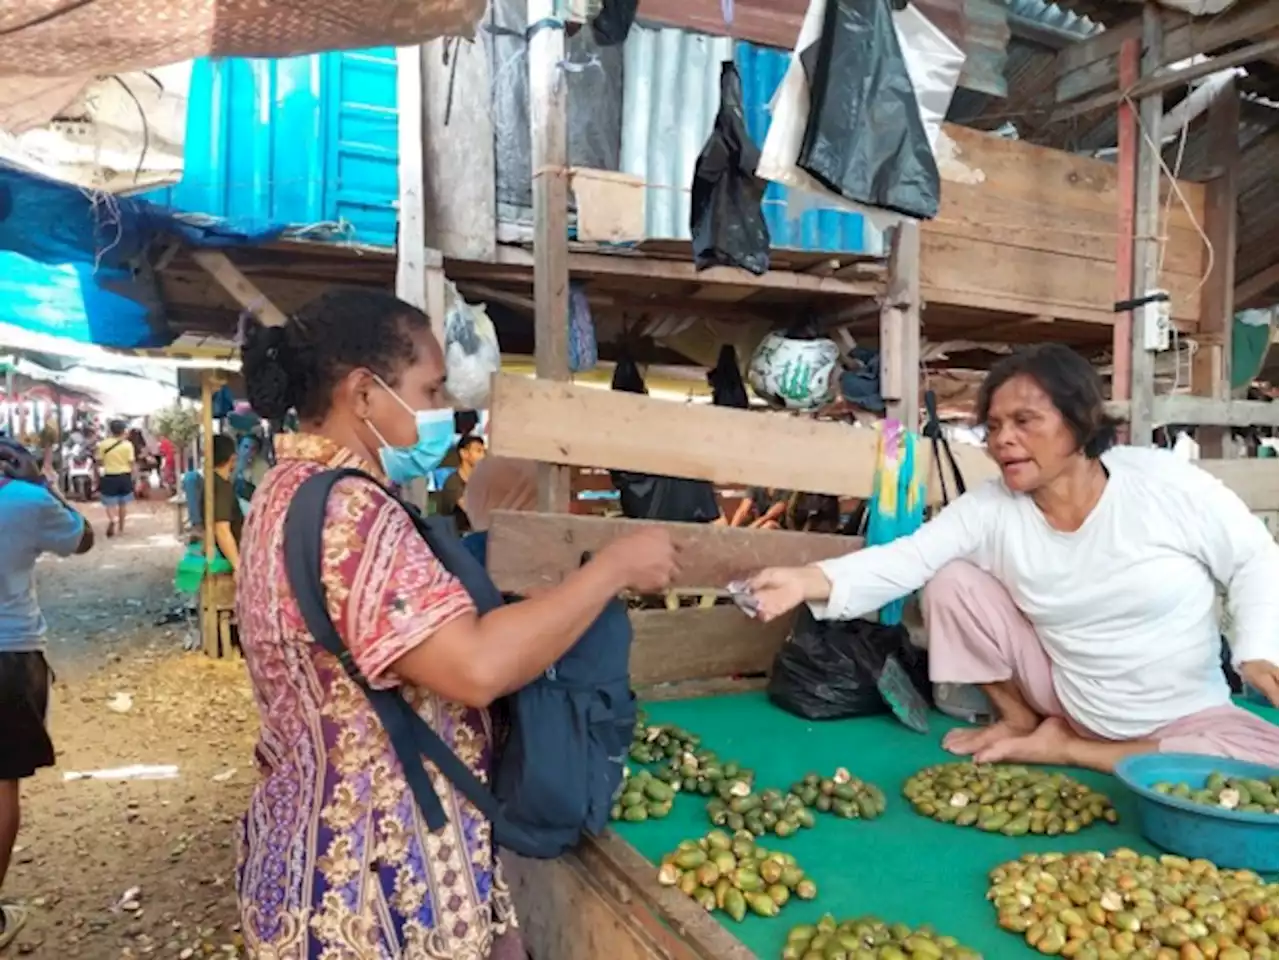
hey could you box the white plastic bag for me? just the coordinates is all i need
[442,280,501,410]
[757,0,965,234]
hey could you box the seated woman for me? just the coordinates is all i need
[747,344,1278,772]
[233,290,678,959]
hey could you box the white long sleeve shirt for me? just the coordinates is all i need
[811,446,1279,740]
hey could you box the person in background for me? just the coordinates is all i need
[439,433,486,534]
[747,344,1279,771]
[211,434,243,572]
[181,459,204,533]
[730,487,792,529]
[234,289,676,959]
[95,419,136,537]
[156,435,177,492]
[0,439,94,949]
[461,456,539,562]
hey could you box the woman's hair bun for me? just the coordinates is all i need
[242,318,296,421]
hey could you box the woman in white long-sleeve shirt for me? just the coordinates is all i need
[748,344,1279,773]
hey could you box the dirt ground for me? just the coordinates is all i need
[5,499,258,959]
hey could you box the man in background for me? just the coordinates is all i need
[0,439,94,948]
[439,434,485,533]
[211,434,243,573]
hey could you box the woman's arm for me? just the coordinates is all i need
[748,485,995,623]
[1181,467,1280,702]
[391,530,674,706]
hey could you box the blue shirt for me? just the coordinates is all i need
[0,479,86,652]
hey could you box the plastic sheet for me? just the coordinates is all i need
[757,0,963,232]
[690,61,770,276]
[798,0,939,219]
[767,612,930,720]
[706,344,749,409]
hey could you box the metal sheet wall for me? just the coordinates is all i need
[151,49,400,249]
[621,25,880,255]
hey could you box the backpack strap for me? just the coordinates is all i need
[283,468,531,844]
[922,390,966,507]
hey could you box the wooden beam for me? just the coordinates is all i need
[1193,79,1239,457]
[528,1,573,513]
[1235,264,1279,308]
[881,223,921,430]
[1052,38,1279,123]
[1054,0,1278,104]
[1112,36,1139,416]
[1127,5,1164,448]
[199,371,218,658]
[1106,396,1277,428]
[1198,459,1280,512]
[630,607,794,687]
[485,511,861,594]
[486,374,994,505]
[190,250,289,327]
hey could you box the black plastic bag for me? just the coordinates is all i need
[609,348,721,523]
[707,344,749,409]
[797,0,940,220]
[767,611,930,720]
[690,62,770,276]
[591,0,639,46]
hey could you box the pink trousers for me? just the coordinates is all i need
[921,561,1279,766]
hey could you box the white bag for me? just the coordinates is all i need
[756,0,966,235]
[442,281,501,411]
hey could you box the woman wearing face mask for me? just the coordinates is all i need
[233,290,678,960]
[746,344,1278,774]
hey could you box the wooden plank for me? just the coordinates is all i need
[1193,79,1240,458]
[422,37,497,261]
[200,371,218,659]
[630,607,794,687]
[487,374,994,505]
[490,245,880,298]
[1127,5,1164,448]
[190,251,289,327]
[1197,459,1280,512]
[881,223,921,429]
[528,1,573,514]
[486,511,860,594]
[1106,397,1278,429]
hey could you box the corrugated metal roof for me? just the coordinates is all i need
[1005,0,1099,38]
[150,49,400,249]
[620,25,881,255]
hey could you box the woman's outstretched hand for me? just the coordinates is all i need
[744,566,833,622]
[1240,660,1279,707]
[599,528,680,593]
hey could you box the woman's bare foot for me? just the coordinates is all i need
[972,716,1080,765]
[942,717,1039,758]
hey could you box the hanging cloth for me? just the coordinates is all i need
[864,419,927,625]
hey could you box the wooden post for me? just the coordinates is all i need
[199,371,218,657]
[1192,78,1239,458]
[528,0,573,513]
[1127,4,1164,447]
[1112,36,1139,418]
[880,222,921,431]
[396,45,428,316]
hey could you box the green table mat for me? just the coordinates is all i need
[612,693,1279,960]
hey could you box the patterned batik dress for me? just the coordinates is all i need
[234,433,517,960]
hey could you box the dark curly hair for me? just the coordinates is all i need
[976,343,1119,459]
[241,289,432,422]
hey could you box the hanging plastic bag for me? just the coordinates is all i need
[707,344,749,409]
[797,0,940,219]
[609,348,721,523]
[591,0,639,46]
[568,282,599,373]
[757,0,963,232]
[767,611,930,720]
[690,61,770,276]
[443,279,501,410]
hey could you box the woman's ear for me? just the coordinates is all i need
[340,367,378,421]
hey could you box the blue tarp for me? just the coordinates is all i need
[0,162,287,349]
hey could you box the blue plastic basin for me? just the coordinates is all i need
[1114,753,1279,872]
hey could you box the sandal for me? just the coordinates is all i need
[0,903,30,951]
[106,521,116,538]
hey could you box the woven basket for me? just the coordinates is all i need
[1,0,486,78]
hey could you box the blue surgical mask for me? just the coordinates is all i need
[364,379,454,485]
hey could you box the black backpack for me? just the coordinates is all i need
[283,468,636,859]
